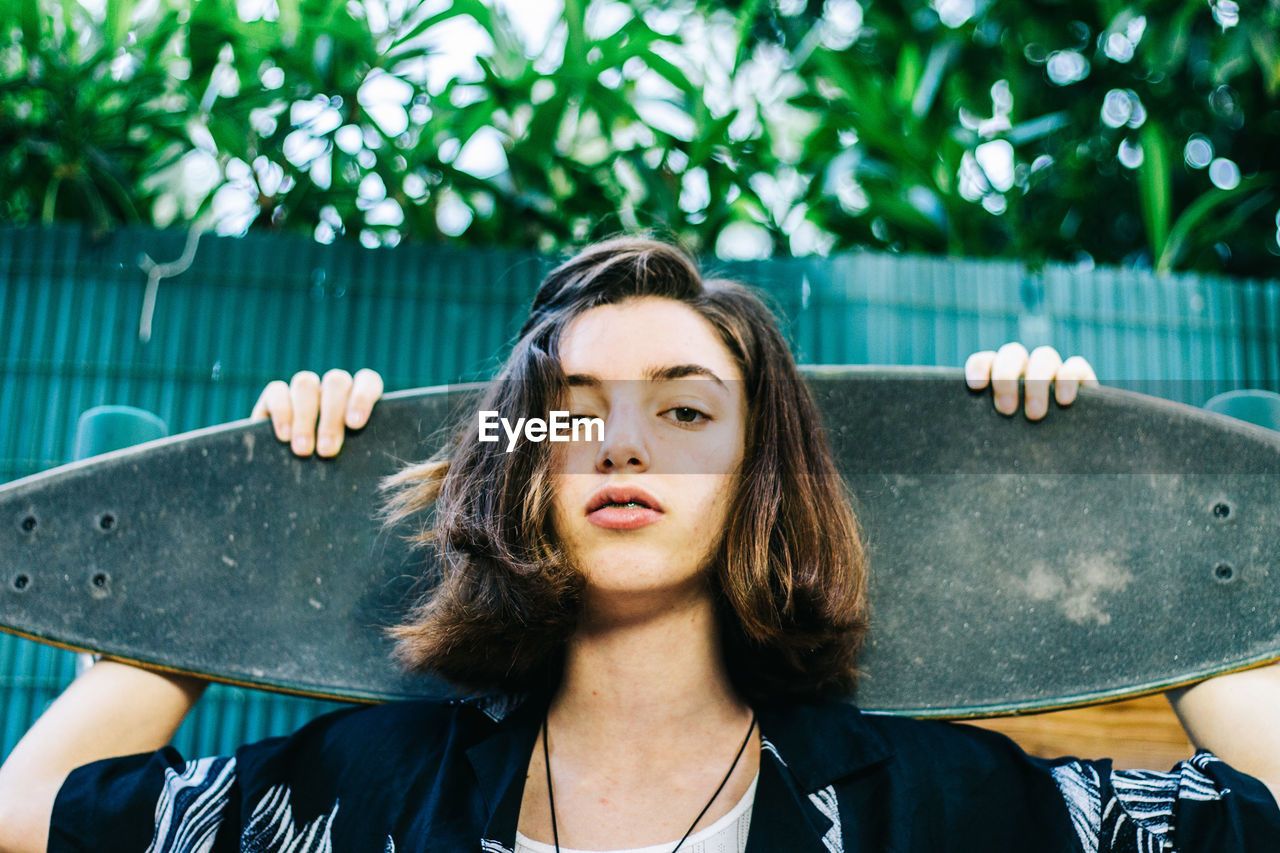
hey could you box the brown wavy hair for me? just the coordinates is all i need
[381,236,869,702]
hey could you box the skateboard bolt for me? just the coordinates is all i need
[13,574,29,590]
[99,514,115,531]
[20,516,36,532]
[1213,562,1235,582]
[92,572,108,588]
[1212,502,1231,519]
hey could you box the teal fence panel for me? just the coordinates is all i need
[2,224,1278,761]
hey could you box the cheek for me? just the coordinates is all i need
[549,473,603,563]
[687,474,739,535]
[549,475,579,535]
[558,439,597,472]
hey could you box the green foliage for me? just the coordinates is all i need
[0,0,190,234]
[768,0,1280,272]
[1,0,1278,273]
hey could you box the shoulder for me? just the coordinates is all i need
[308,695,474,740]
[857,711,1079,817]
[758,697,1034,762]
[757,698,1056,793]
[52,696,519,853]
[861,712,1280,851]
[756,701,1084,849]
[233,695,499,784]
[861,712,1045,768]
[222,695,511,838]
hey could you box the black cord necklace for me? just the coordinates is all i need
[541,710,757,853]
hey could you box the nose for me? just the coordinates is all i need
[595,407,649,473]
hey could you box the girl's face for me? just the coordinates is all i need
[550,297,747,616]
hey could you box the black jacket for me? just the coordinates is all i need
[52,690,1280,852]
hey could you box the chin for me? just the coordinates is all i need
[579,551,711,599]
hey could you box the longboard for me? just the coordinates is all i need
[3,367,1279,718]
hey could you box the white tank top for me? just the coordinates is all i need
[513,770,758,853]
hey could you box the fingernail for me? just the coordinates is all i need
[277,423,291,440]
[292,436,312,455]
[996,394,1016,413]
[1026,400,1046,419]
[318,437,336,456]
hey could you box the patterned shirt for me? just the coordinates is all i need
[50,691,1280,852]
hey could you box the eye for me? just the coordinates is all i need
[661,406,710,425]
[569,413,603,435]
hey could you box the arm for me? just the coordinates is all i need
[0,661,206,853]
[966,344,1280,805]
[1167,664,1280,805]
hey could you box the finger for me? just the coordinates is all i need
[1079,358,1099,386]
[316,369,354,457]
[289,371,322,456]
[1023,346,1063,421]
[346,368,385,429]
[1055,356,1100,406]
[964,351,996,390]
[251,380,292,442]
[990,342,1029,416]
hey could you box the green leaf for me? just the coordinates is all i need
[105,0,135,54]
[643,51,696,97]
[563,0,588,71]
[1157,179,1277,272]
[911,40,957,119]
[1004,112,1071,146]
[1145,3,1198,74]
[1136,122,1171,262]
[894,42,922,114]
[691,115,734,164]
[20,0,41,55]
[41,174,62,223]
[807,47,863,105]
[522,84,567,152]
[732,0,766,70]
[383,0,491,60]
[1249,28,1280,96]
[275,0,302,47]
[588,81,642,127]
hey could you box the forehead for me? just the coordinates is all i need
[558,297,743,383]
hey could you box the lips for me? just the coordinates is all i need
[585,484,664,530]
[585,484,664,514]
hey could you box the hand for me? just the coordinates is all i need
[250,368,384,457]
[964,343,1097,421]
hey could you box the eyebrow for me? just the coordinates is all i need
[564,363,728,389]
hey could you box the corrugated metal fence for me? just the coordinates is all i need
[2,224,1278,760]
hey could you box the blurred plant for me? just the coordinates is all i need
[1,0,1278,274]
[0,0,190,235]
[726,0,1280,272]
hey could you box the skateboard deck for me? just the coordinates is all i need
[3,367,1279,718]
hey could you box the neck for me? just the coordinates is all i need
[548,585,750,751]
